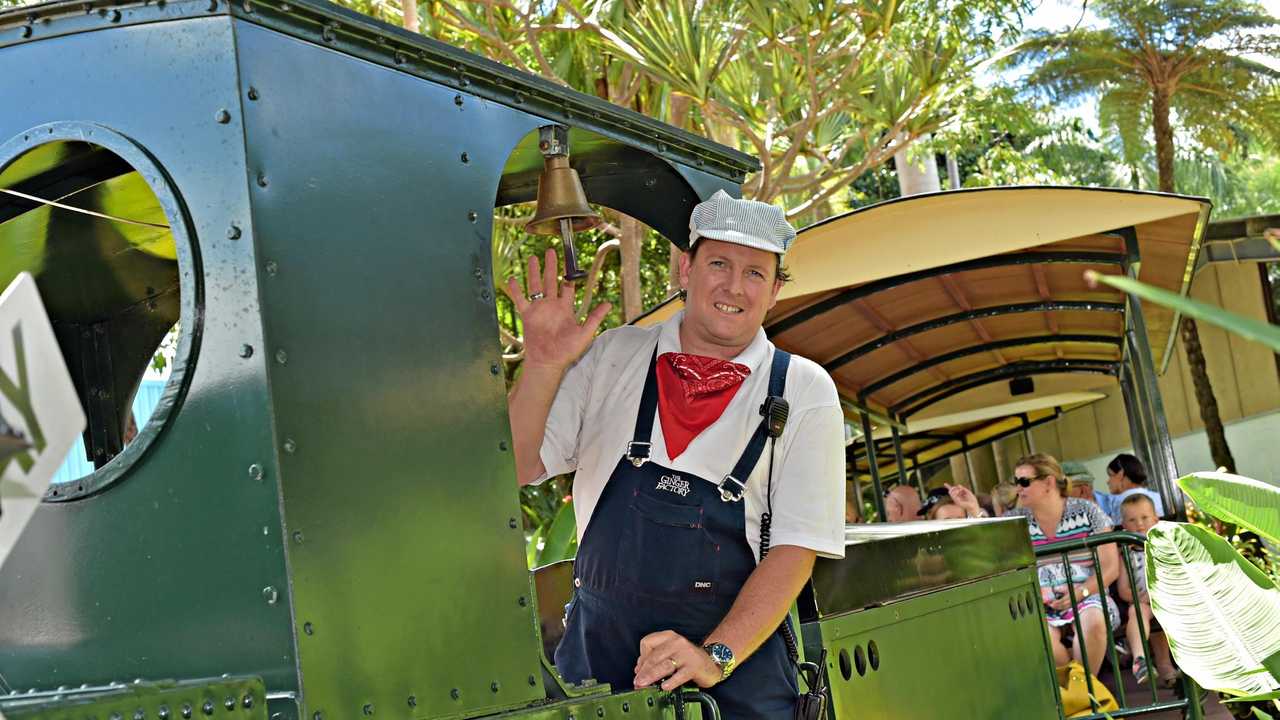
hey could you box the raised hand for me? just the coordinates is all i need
[503,247,612,372]
[945,483,982,517]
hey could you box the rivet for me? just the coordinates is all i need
[248,463,264,481]
[508,517,518,529]
[312,712,323,720]
[283,439,296,454]
[518,596,527,607]
[514,93,524,104]
[597,708,604,718]
[247,86,259,101]
[265,260,278,276]
[239,344,254,358]
[394,52,405,65]
[467,211,477,222]
[406,696,416,708]
[459,152,469,164]
[450,689,460,701]
[202,701,214,716]
[481,289,491,301]
[527,675,537,687]
[111,714,123,720]
[242,0,252,13]
[647,698,654,707]
[225,696,235,711]
[241,695,253,710]
[303,621,314,635]
[262,586,279,604]
[110,9,121,21]
[134,709,145,720]
[206,0,217,10]
[622,703,629,712]
[498,440,508,451]
[361,704,373,716]
[490,682,499,693]
[159,706,171,720]
[181,704,193,719]
[490,363,501,375]
[226,224,241,240]
[454,94,463,107]
[322,22,336,42]
[256,173,268,187]
[20,25,32,37]
[215,109,231,124]
[292,530,304,544]
[275,349,288,365]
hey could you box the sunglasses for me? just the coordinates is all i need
[1011,474,1047,488]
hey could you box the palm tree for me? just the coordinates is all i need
[1012,0,1280,473]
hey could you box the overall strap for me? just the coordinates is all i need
[717,349,791,502]
[624,347,661,467]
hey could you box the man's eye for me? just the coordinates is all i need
[709,260,726,268]
[748,270,765,280]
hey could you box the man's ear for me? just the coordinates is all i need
[678,250,692,289]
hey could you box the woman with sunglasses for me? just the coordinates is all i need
[1003,453,1120,677]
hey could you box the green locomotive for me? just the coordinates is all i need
[0,1,1063,717]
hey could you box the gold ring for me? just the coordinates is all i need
[529,292,546,301]
[670,658,679,670]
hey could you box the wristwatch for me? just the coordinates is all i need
[703,642,737,681]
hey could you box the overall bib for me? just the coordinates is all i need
[555,347,797,719]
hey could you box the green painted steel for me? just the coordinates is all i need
[1,677,268,720]
[803,568,1061,720]
[0,2,744,719]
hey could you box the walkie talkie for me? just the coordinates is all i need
[760,395,789,439]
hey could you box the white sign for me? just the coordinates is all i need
[0,272,85,569]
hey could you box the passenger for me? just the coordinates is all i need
[845,492,863,524]
[1096,453,1165,525]
[1062,461,1096,501]
[1116,494,1179,687]
[505,191,844,719]
[1003,453,1120,677]
[920,484,988,520]
[991,481,1020,515]
[884,484,922,522]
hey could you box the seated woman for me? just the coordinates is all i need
[1003,453,1120,677]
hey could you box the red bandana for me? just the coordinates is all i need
[656,352,751,459]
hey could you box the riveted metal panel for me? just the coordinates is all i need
[0,16,297,706]
[804,569,1060,720]
[232,21,545,719]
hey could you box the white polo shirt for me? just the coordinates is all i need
[537,311,846,560]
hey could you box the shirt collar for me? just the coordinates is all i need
[658,310,771,373]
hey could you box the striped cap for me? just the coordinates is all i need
[689,190,796,256]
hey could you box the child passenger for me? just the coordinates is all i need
[1116,493,1179,687]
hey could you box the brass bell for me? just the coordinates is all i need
[525,127,600,280]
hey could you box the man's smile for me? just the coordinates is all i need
[713,302,744,314]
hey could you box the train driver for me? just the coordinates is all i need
[504,190,845,719]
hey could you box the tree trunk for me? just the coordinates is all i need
[400,0,417,32]
[1151,88,1175,194]
[1180,317,1237,473]
[619,214,643,322]
[1153,85,1236,473]
[893,136,941,197]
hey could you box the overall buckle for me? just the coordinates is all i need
[718,475,746,502]
[626,441,651,467]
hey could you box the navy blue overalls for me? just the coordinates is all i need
[555,345,797,719]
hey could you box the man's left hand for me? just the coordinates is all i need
[633,630,722,691]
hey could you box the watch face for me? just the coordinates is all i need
[707,643,733,666]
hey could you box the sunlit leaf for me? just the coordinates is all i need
[1179,471,1280,545]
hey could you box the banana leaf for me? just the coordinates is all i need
[538,501,578,566]
[1086,271,1280,353]
[1147,521,1280,697]
[1178,471,1280,545]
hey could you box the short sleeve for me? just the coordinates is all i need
[764,403,847,559]
[535,340,601,484]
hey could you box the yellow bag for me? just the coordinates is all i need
[1056,661,1120,717]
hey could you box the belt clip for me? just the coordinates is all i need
[626,441,651,468]
[718,475,746,502]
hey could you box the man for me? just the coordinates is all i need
[883,484,922,522]
[504,190,845,718]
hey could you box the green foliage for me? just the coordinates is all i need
[1147,519,1280,697]
[1085,271,1280,353]
[1180,472,1280,545]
